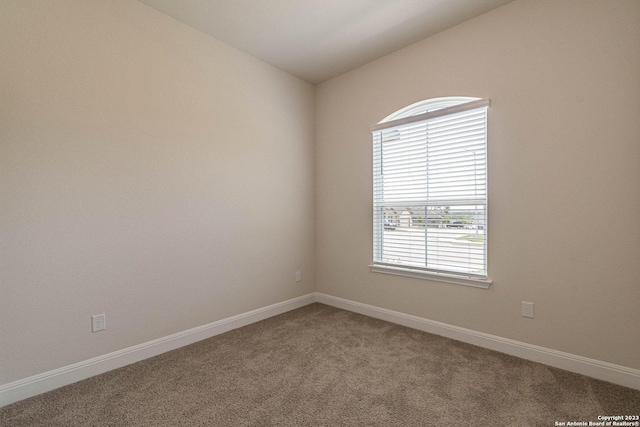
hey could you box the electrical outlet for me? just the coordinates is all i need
[295,271,301,282]
[522,302,534,318]
[92,314,106,332]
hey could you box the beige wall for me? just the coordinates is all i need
[0,0,315,384]
[316,0,640,369]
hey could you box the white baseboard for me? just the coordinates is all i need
[0,293,315,408]
[3,291,638,408]
[314,292,640,390]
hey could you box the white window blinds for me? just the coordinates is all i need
[372,98,489,280]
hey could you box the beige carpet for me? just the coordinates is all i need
[1,303,638,426]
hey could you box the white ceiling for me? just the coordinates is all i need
[137,0,513,84]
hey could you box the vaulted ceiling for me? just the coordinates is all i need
[137,0,514,84]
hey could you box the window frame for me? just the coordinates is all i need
[370,97,492,288]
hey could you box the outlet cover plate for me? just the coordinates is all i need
[522,302,534,318]
[92,314,106,332]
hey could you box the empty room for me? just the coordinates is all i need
[1,0,639,425]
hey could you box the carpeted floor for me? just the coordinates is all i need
[1,303,638,426]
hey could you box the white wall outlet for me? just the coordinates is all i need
[522,302,534,318]
[92,313,106,332]
[295,271,301,282]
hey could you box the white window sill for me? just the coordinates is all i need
[369,264,492,289]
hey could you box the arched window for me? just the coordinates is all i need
[370,97,491,287]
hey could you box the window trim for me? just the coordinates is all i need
[369,264,492,288]
[371,97,491,288]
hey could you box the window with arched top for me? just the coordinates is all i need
[370,97,491,288]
